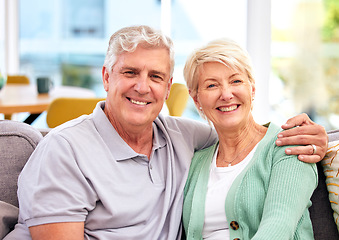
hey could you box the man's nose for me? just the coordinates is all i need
[134,74,150,94]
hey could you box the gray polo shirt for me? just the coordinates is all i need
[6,101,217,240]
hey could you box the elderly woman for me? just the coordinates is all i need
[182,39,317,240]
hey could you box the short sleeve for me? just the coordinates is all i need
[18,133,98,227]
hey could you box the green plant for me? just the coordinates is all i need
[323,0,339,41]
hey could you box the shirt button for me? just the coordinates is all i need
[230,221,239,230]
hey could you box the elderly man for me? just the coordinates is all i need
[5,25,327,240]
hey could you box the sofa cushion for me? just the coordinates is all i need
[0,120,43,207]
[0,201,19,239]
[321,130,339,233]
[0,120,43,238]
[308,129,339,239]
[310,162,339,238]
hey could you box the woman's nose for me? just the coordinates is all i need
[219,85,233,100]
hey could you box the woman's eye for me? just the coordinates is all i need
[207,84,216,88]
[233,80,242,84]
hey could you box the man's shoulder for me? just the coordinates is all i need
[42,115,98,145]
[156,114,211,132]
[154,115,217,151]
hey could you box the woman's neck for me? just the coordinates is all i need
[216,122,267,167]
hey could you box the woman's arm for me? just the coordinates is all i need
[252,154,317,239]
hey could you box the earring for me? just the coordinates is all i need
[199,107,202,111]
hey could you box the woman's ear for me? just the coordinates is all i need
[191,92,201,111]
[251,83,256,101]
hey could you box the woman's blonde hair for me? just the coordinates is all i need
[183,38,255,98]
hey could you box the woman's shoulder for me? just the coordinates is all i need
[259,122,285,151]
[194,142,218,157]
[253,122,295,163]
[258,122,311,165]
[189,142,218,169]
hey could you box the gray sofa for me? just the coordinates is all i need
[0,120,339,239]
[0,120,43,238]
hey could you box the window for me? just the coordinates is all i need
[16,0,250,121]
[4,0,276,125]
[170,0,248,119]
[271,0,339,130]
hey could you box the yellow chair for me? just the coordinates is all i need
[6,75,30,84]
[166,83,189,117]
[46,97,106,128]
[4,75,30,120]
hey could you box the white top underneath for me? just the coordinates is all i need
[202,144,258,240]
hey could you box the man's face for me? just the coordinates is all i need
[102,46,172,131]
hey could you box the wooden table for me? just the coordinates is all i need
[0,84,96,124]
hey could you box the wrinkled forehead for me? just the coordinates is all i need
[114,46,172,75]
[197,61,246,77]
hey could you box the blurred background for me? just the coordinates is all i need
[1,0,339,130]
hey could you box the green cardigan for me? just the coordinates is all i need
[183,123,318,240]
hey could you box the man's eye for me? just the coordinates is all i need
[123,71,136,77]
[233,80,242,83]
[151,75,163,81]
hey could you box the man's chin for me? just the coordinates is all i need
[125,113,156,127]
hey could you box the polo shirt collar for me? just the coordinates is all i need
[92,101,166,161]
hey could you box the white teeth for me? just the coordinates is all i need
[219,105,237,112]
[130,99,147,105]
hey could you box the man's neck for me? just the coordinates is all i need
[103,104,155,159]
[118,126,154,159]
[106,116,154,159]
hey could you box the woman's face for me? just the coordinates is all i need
[194,62,255,131]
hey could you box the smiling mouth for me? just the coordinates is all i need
[128,98,149,106]
[218,105,238,112]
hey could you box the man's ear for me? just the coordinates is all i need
[102,66,110,92]
[165,77,173,100]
